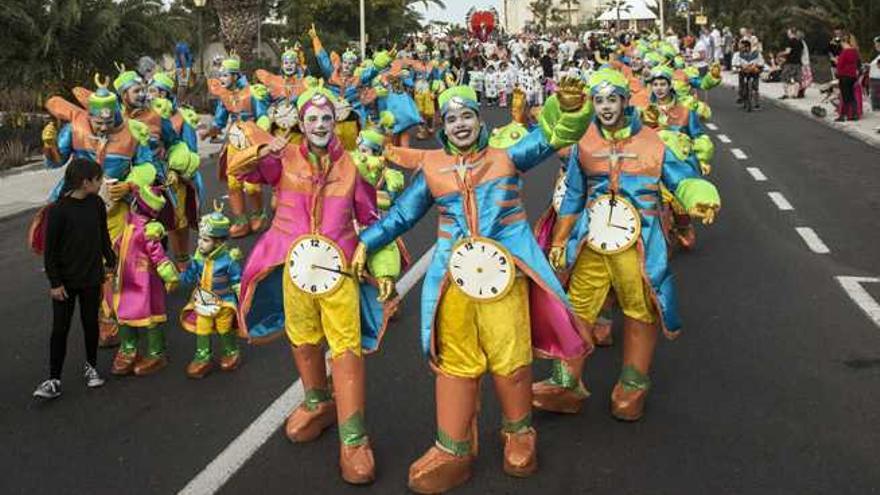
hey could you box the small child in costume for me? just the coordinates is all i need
[110,185,179,377]
[178,205,243,378]
[468,67,485,103]
[484,65,499,106]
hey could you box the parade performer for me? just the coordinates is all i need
[532,68,721,421]
[178,205,243,378]
[110,184,179,376]
[255,46,307,104]
[174,42,194,102]
[225,82,400,484]
[369,48,422,147]
[34,76,159,347]
[147,71,204,268]
[642,65,715,250]
[356,84,593,493]
[202,54,271,238]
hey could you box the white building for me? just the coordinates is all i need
[502,0,606,34]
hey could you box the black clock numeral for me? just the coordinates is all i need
[310,284,318,293]
[601,242,607,250]
[499,257,507,266]
[456,278,464,286]
[481,244,486,252]
[491,286,498,294]
[630,227,636,233]
[465,243,474,251]
[479,288,483,295]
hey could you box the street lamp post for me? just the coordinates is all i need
[194,0,206,77]
[359,0,366,60]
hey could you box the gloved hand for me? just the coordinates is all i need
[688,202,719,225]
[710,62,722,80]
[549,245,566,271]
[108,181,132,201]
[350,242,367,282]
[377,276,397,302]
[556,77,587,112]
[41,122,58,146]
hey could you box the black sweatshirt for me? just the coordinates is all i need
[44,195,116,289]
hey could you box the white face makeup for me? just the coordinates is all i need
[197,235,217,255]
[282,57,297,76]
[341,58,355,76]
[219,71,234,88]
[651,79,672,101]
[593,93,628,128]
[443,104,480,150]
[124,84,147,109]
[302,103,335,148]
[89,113,115,136]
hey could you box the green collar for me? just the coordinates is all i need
[600,119,633,141]
[194,243,227,261]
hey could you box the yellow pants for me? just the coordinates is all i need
[436,275,532,378]
[107,202,128,243]
[415,91,435,118]
[568,246,655,325]
[195,307,236,336]
[169,180,189,230]
[283,273,361,358]
[227,174,261,194]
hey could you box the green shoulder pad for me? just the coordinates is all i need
[126,163,157,188]
[674,178,721,212]
[657,130,693,161]
[692,135,715,164]
[180,107,200,128]
[367,241,401,279]
[150,97,174,119]
[127,119,151,146]
[383,168,405,192]
[256,115,271,131]
[251,83,269,101]
[144,220,167,241]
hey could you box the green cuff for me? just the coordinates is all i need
[338,411,368,446]
[168,142,201,177]
[548,359,586,396]
[657,130,693,161]
[251,84,269,101]
[619,365,651,392]
[126,163,157,189]
[701,73,722,91]
[303,388,332,411]
[539,94,593,149]
[145,221,167,241]
[501,412,532,434]
[674,178,720,212]
[367,241,401,279]
[693,135,715,165]
[436,429,471,457]
[156,260,179,284]
[151,97,173,119]
[193,335,212,362]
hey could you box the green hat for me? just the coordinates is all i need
[113,70,142,93]
[438,85,480,116]
[89,74,119,117]
[647,65,674,82]
[295,79,339,115]
[221,57,241,73]
[658,42,678,61]
[199,205,231,238]
[342,49,358,63]
[644,52,665,69]
[588,68,630,98]
[357,127,385,152]
[151,71,175,94]
[373,50,392,70]
[133,184,166,215]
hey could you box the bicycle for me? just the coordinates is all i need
[740,71,761,112]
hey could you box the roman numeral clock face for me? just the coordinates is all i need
[287,235,347,297]
[448,237,516,302]
[587,194,642,254]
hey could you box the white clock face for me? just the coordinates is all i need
[448,237,515,301]
[587,194,641,254]
[193,288,222,317]
[552,171,567,213]
[287,235,347,297]
[268,100,298,130]
[227,123,249,150]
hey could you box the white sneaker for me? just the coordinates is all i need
[84,363,105,388]
[33,379,62,399]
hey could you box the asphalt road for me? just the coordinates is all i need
[2,90,880,494]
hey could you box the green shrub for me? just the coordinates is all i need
[0,139,34,171]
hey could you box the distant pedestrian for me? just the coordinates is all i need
[779,28,803,99]
[835,34,862,121]
[33,158,115,400]
[869,36,880,111]
[797,30,813,98]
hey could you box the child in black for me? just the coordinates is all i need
[34,158,116,399]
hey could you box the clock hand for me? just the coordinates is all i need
[310,264,353,278]
[609,224,631,230]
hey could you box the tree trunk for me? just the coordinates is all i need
[213,0,261,61]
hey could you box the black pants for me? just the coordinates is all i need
[50,285,101,379]
[839,76,857,118]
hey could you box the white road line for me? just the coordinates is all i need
[768,192,794,211]
[178,245,436,495]
[795,227,830,254]
[717,134,732,143]
[835,276,880,328]
[731,148,748,160]
[706,123,719,130]
[746,167,767,181]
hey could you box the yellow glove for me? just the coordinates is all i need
[700,162,712,176]
[688,202,719,225]
[377,276,397,302]
[710,63,722,80]
[549,245,566,271]
[108,181,132,201]
[556,77,587,112]
[41,122,58,146]
[641,105,660,128]
[307,23,318,40]
[350,242,367,282]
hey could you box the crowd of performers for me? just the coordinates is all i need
[32,26,723,493]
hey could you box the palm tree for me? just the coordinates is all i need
[529,0,555,31]
[212,0,262,60]
[604,0,632,31]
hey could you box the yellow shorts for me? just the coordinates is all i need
[568,246,655,325]
[226,174,261,194]
[435,275,532,378]
[107,202,128,243]
[282,273,361,358]
[170,181,189,230]
[195,306,236,336]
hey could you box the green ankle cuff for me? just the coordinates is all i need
[146,327,166,358]
[436,429,471,457]
[549,359,578,390]
[303,388,332,411]
[248,210,266,220]
[118,326,138,354]
[193,335,212,362]
[502,412,532,434]
[619,365,651,392]
[220,332,239,356]
[338,411,367,446]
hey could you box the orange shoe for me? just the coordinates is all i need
[610,382,648,421]
[531,380,588,414]
[218,353,241,372]
[285,401,337,443]
[501,428,537,478]
[407,446,472,494]
[248,212,267,233]
[186,359,213,379]
[133,355,168,376]
[111,350,137,376]
[339,440,376,485]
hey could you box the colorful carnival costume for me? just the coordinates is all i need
[358,85,592,493]
[226,84,400,485]
[368,49,422,147]
[178,206,243,378]
[204,55,271,238]
[532,69,721,422]
[110,185,179,376]
[34,77,159,347]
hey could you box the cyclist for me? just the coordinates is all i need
[733,39,765,107]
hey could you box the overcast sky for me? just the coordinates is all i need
[412,0,502,24]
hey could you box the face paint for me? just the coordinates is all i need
[341,59,355,76]
[443,106,480,150]
[282,57,297,76]
[125,84,147,109]
[651,79,672,101]
[302,103,335,148]
[89,113,115,136]
[593,94,627,128]
[219,71,233,88]
[197,235,216,255]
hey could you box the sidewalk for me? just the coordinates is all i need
[0,115,221,220]
[720,72,880,148]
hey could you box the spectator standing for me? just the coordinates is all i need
[779,28,803,99]
[722,27,735,70]
[869,36,880,111]
[797,30,812,98]
[835,35,862,121]
[33,159,116,400]
[711,25,724,64]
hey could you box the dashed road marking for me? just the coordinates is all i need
[836,276,880,328]
[717,134,732,143]
[178,245,436,495]
[768,192,794,211]
[731,148,748,160]
[795,227,830,254]
[706,123,719,130]
[746,167,767,181]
